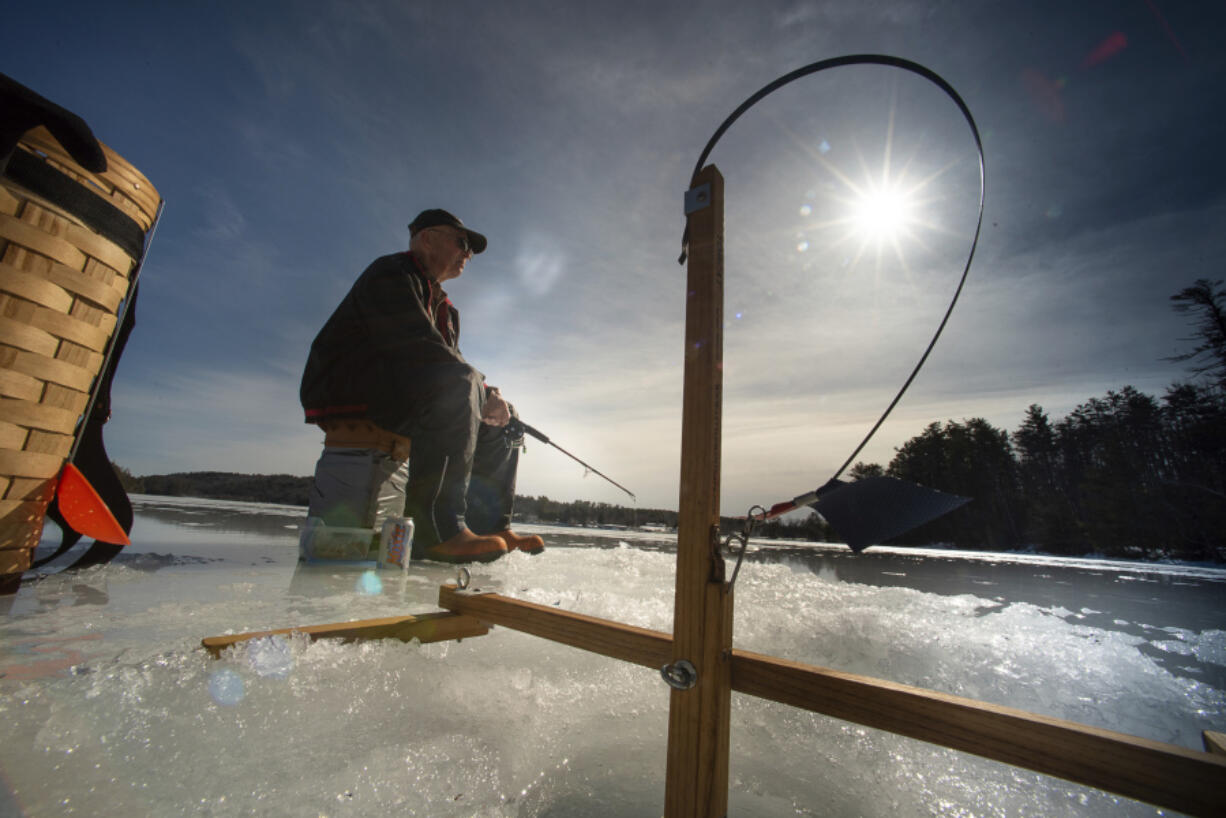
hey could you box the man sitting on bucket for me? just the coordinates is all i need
[300,209,544,563]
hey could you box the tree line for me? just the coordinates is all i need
[117,469,316,506]
[114,468,685,531]
[844,279,1226,562]
[510,497,835,542]
[847,382,1224,561]
[116,469,831,541]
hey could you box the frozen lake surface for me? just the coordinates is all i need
[2,495,1224,816]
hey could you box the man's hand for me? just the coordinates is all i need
[482,386,511,427]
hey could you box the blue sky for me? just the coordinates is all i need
[5,1,1222,515]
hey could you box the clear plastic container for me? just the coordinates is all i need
[298,517,376,562]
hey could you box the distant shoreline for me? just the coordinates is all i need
[126,493,1226,570]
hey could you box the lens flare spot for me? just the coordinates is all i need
[514,233,566,297]
[796,240,810,253]
[1021,68,1065,123]
[799,204,812,217]
[355,570,383,595]
[207,668,245,706]
[1083,31,1127,68]
[818,139,832,154]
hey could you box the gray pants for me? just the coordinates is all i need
[374,364,519,550]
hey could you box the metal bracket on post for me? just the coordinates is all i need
[661,659,699,691]
[684,182,712,215]
[709,524,725,584]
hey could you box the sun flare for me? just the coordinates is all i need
[850,184,914,242]
[792,135,965,277]
[786,93,974,278]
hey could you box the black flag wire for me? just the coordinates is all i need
[676,55,987,581]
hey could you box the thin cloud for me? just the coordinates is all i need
[192,183,247,243]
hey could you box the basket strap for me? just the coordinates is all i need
[0,72,106,173]
[2,148,144,260]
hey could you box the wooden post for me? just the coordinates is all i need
[665,165,733,817]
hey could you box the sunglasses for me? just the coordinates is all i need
[432,227,473,254]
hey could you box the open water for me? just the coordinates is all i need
[1,495,1223,817]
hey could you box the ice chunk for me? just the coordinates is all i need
[245,635,294,679]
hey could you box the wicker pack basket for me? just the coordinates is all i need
[0,126,161,580]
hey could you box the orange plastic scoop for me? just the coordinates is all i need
[56,462,131,546]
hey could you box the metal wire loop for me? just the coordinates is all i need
[726,505,767,590]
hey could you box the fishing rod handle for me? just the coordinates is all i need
[522,423,549,444]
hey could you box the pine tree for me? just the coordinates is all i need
[1011,405,1078,552]
[887,418,1020,548]
[847,461,884,480]
[1167,279,1226,387]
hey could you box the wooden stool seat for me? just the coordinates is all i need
[314,418,411,461]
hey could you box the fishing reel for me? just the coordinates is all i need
[502,416,527,449]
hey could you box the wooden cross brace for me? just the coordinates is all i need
[203,583,1226,816]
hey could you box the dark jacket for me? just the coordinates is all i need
[300,252,478,426]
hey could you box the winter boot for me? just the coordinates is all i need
[416,528,508,564]
[492,529,545,555]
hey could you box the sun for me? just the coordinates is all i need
[849,183,914,243]
[788,139,969,277]
[789,100,969,275]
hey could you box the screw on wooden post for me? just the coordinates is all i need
[665,164,733,817]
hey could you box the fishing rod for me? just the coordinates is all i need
[505,417,636,502]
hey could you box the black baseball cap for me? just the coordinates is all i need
[408,209,487,254]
